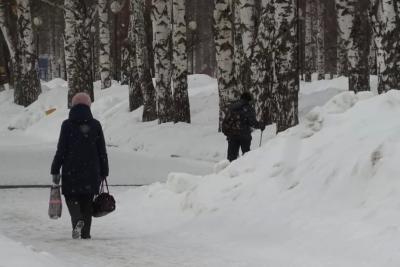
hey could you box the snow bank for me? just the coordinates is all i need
[117,89,400,266]
[0,75,360,163]
[0,234,72,267]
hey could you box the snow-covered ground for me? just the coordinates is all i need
[3,75,398,266]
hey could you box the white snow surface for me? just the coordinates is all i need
[2,75,398,266]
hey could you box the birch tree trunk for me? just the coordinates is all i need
[49,12,58,79]
[233,0,244,93]
[14,0,41,107]
[272,0,299,132]
[337,0,370,93]
[0,1,16,63]
[0,1,17,90]
[120,41,131,85]
[316,0,325,80]
[371,0,399,93]
[98,0,112,89]
[65,0,94,107]
[127,2,143,111]
[214,0,238,129]
[60,35,67,80]
[152,0,173,123]
[172,0,190,123]
[64,0,76,92]
[250,0,274,124]
[304,0,314,82]
[132,0,157,121]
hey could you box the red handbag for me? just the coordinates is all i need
[92,179,116,218]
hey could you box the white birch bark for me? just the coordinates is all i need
[132,0,157,121]
[250,0,275,124]
[239,0,255,59]
[152,0,173,123]
[371,0,399,93]
[272,0,299,132]
[14,0,41,107]
[214,0,238,129]
[304,0,314,81]
[64,0,94,107]
[172,0,190,123]
[337,0,370,93]
[233,0,244,93]
[316,0,325,80]
[98,0,112,89]
[127,1,143,111]
[64,0,76,90]
[0,1,16,61]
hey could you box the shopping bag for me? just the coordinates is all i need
[48,185,62,219]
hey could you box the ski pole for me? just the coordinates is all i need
[259,130,263,147]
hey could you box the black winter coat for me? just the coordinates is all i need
[51,104,109,196]
[228,100,261,139]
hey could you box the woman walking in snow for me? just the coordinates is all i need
[51,93,109,239]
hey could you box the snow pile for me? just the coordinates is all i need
[0,234,73,267]
[0,75,356,163]
[117,89,400,266]
[1,75,226,162]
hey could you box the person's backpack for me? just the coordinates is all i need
[222,107,242,136]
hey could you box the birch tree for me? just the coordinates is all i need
[250,0,274,125]
[233,0,245,93]
[316,0,325,80]
[152,0,173,123]
[272,0,299,132]
[0,1,16,64]
[370,0,399,93]
[337,0,371,93]
[132,0,157,121]
[304,0,315,82]
[0,1,17,90]
[214,0,238,129]
[98,0,112,89]
[14,0,41,107]
[127,2,143,111]
[237,0,256,91]
[64,0,94,107]
[172,0,190,123]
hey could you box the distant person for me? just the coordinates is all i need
[51,92,109,239]
[222,92,265,162]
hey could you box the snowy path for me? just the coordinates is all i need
[0,138,213,186]
[0,188,258,267]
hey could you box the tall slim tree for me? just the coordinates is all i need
[152,0,173,123]
[0,0,16,90]
[14,0,41,107]
[172,0,190,123]
[65,0,94,107]
[132,0,157,121]
[272,0,299,132]
[337,0,371,92]
[214,0,238,129]
[0,1,16,67]
[250,0,274,125]
[127,1,143,111]
[237,0,256,90]
[370,0,399,93]
[316,0,325,80]
[304,0,316,82]
[98,0,112,89]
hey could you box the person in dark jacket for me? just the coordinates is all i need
[51,92,109,239]
[224,92,265,162]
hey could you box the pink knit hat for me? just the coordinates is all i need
[71,92,92,107]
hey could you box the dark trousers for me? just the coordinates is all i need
[65,195,94,239]
[227,137,251,162]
